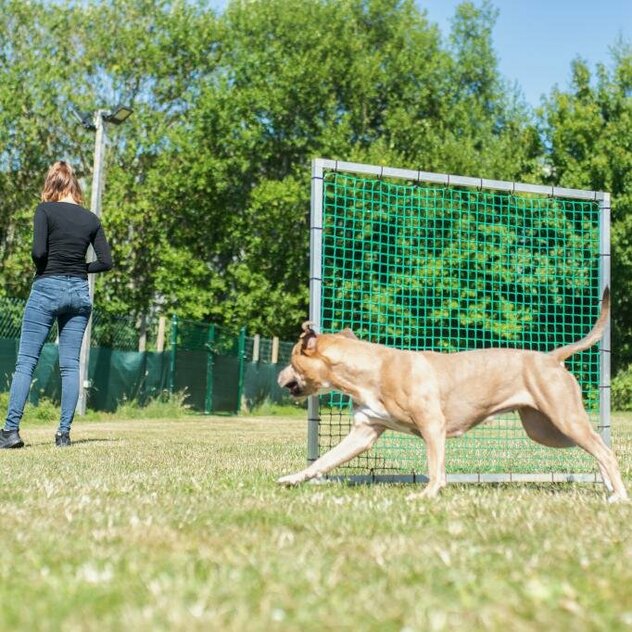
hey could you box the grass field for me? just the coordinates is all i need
[0,414,630,631]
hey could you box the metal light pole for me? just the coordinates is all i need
[75,105,133,415]
[76,110,107,415]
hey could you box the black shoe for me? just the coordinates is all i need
[0,429,24,449]
[55,431,71,447]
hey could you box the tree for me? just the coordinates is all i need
[0,0,542,340]
[158,0,540,335]
[539,45,632,372]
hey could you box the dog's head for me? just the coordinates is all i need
[277,321,357,398]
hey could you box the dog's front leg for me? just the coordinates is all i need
[408,417,447,500]
[278,416,384,486]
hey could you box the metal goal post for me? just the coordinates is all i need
[307,158,611,484]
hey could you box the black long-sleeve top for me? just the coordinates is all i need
[31,201,113,278]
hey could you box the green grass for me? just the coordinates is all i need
[0,414,630,631]
[245,401,307,418]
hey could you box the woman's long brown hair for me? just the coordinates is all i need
[40,161,84,204]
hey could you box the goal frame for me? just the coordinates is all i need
[307,158,611,485]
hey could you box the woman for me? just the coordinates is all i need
[1,161,113,448]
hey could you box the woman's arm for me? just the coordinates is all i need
[31,205,48,272]
[87,223,113,273]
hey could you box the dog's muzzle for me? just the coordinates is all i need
[284,380,303,397]
[278,366,304,397]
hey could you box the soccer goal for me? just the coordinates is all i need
[307,158,611,484]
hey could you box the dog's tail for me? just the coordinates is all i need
[549,287,610,363]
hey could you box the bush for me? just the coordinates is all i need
[101,390,191,420]
[611,365,632,411]
[0,390,193,423]
[0,392,59,424]
[245,400,307,417]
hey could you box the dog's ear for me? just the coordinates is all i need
[299,321,318,353]
[338,328,358,340]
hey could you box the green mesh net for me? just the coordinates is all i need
[316,169,604,476]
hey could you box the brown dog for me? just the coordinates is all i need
[277,288,628,502]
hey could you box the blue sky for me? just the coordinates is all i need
[421,0,631,108]
[209,0,631,109]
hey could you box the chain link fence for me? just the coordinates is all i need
[0,297,294,413]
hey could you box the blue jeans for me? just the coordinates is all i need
[4,276,92,433]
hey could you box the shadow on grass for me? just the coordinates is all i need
[68,438,118,446]
[20,437,119,448]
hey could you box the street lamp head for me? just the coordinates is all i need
[103,105,133,125]
[69,106,97,131]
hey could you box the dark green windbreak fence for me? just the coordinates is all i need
[170,319,293,413]
[171,319,248,413]
[0,297,292,413]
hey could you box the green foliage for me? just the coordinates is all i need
[539,45,632,371]
[0,0,630,371]
[0,0,541,340]
[0,297,28,338]
[0,389,192,424]
[612,364,632,411]
[0,392,58,424]
[92,389,192,420]
[245,401,307,418]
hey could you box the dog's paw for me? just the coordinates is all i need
[277,472,308,486]
[405,492,424,501]
[406,490,434,501]
[607,492,629,504]
[406,485,443,501]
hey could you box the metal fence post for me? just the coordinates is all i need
[236,327,247,414]
[598,192,612,447]
[204,324,216,414]
[168,314,178,395]
[307,159,324,464]
[252,333,260,363]
[156,316,166,352]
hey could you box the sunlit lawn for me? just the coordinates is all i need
[0,414,629,631]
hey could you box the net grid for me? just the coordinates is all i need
[315,168,604,476]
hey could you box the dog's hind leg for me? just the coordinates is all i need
[554,416,624,502]
[519,408,576,448]
[518,407,617,492]
[530,371,628,503]
[277,417,384,486]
